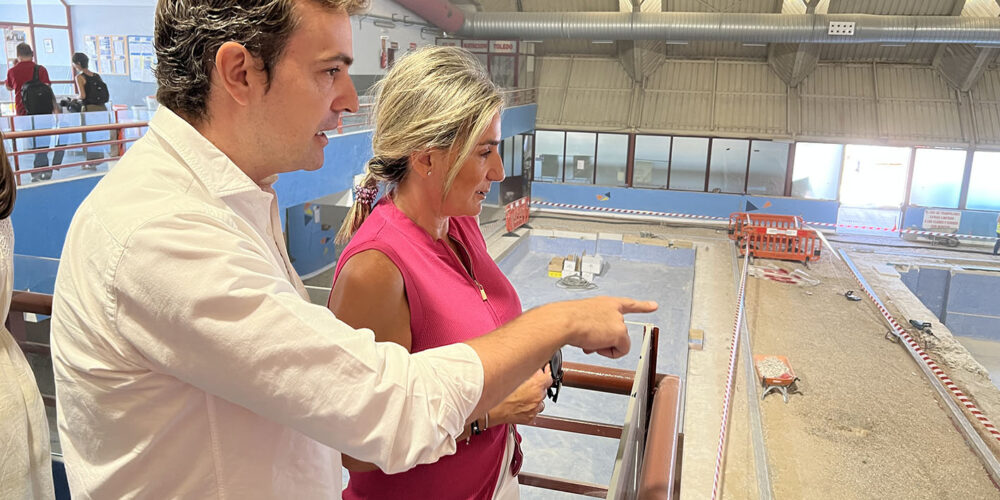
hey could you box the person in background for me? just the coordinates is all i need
[49,0,656,497]
[994,213,999,256]
[5,43,61,181]
[329,46,544,499]
[0,131,55,499]
[71,52,110,169]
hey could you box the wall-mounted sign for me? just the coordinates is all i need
[436,38,460,47]
[922,209,961,232]
[489,40,516,54]
[461,39,489,52]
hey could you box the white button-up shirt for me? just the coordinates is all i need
[50,107,484,499]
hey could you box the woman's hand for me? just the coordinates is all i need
[490,367,552,426]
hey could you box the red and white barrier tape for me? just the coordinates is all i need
[530,200,996,242]
[711,242,751,500]
[842,264,1000,443]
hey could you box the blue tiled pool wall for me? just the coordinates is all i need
[901,266,1000,341]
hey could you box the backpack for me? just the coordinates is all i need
[83,73,109,105]
[22,65,55,115]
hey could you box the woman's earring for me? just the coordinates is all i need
[426,170,432,176]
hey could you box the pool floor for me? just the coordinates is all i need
[498,235,694,498]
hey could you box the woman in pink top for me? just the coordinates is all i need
[327,46,549,499]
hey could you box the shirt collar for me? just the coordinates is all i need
[148,107,267,198]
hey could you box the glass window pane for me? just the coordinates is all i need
[502,136,513,177]
[633,135,670,189]
[747,141,789,196]
[0,2,30,24]
[709,139,749,194]
[595,133,627,187]
[791,142,844,200]
[534,130,563,182]
[564,132,595,184]
[489,55,515,88]
[968,151,1000,211]
[32,0,67,25]
[840,144,912,208]
[670,137,709,191]
[512,135,523,177]
[909,148,966,209]
[33,28,72,82]
[521,134,533,181]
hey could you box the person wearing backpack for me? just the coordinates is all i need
[72,52,111,169]
[4,43,61,181]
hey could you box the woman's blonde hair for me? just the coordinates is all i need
[336,45,503,244]
[1,132,16,220]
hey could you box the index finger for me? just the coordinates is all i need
[617,298,658,314]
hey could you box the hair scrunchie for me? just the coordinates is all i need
[354,185,378,207]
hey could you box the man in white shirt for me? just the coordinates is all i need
[49,1,657,498]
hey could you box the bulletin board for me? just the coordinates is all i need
[127,35,156,83]
[83,34,129,76]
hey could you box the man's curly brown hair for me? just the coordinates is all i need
[154,0,368,123]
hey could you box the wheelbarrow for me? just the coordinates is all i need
[753,354,801,403]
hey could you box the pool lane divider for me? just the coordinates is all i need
[530,200,996,242]
[711,239,751,500]
[840,250,1000,484]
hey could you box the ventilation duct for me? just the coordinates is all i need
[392,3,1000,47]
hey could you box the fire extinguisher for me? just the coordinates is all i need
[380,36,387,69]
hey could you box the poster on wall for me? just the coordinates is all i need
[127,35,156,83]
[85,34,129,76]
[4,27,30,68]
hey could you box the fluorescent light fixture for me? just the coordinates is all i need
[879,43,907,47]
[372,19,396,29]
[522,40,542,43]
[664,40,689,45]
[592,40,615,44]
[742,42,768,47]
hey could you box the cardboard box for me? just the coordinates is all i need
[548,257,564,278]
[581,255,603,275]
[688,329,704,350]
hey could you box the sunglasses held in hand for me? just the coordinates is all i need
[547,349,563,403]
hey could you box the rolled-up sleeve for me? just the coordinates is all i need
[111,212,484,474]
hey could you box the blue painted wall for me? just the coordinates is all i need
[10,175,102,259]
[501,104,537,138]
[530,182,841,225]
[902,206,1000,237]
[274,131,372,210]
[68,5,158,107]
[901,267,1000,341]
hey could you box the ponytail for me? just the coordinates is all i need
[335,168,379,244]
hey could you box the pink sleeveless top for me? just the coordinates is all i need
[332,197,522,500]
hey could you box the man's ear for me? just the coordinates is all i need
[213,42,263,107]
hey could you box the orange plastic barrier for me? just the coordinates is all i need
[728,212,822,263]
[504,196,530,233]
